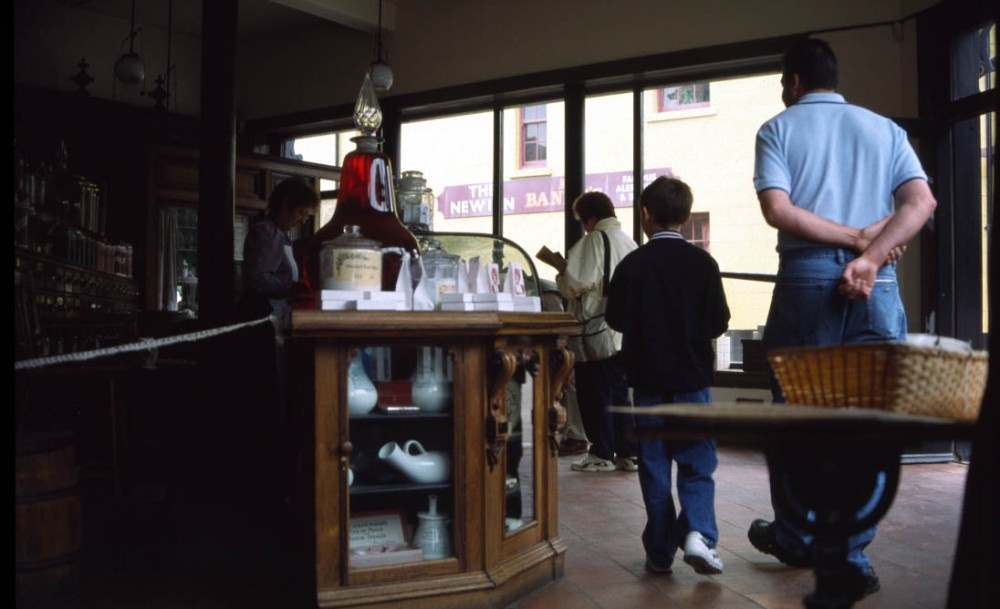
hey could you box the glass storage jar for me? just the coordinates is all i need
[320,225,382,290]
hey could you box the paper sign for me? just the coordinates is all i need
[349,511,407,549]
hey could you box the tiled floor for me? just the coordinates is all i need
[72,446,968,609]
[513,447,968,609]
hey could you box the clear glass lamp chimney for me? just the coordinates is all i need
[353,73,383,136]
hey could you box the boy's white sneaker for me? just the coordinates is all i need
[682,531,723,574]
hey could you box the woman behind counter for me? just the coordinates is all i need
[242,176,319,429]
[242,176,320,331]
[239,177,319,506]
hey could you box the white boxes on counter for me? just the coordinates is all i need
[319,289,541,312]
[319,289,408,311]
[439,293,541,312]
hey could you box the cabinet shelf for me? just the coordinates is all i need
[349,482,451,497]
[350,412,452,422]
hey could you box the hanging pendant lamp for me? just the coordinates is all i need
[114,0,145,85]
[368,0,393,92]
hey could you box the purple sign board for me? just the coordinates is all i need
[437,168,672,219]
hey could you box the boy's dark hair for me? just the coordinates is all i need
[639,176,692,227]
[572,191,617,224]
[269,176,320,214]
[782,38,839,91]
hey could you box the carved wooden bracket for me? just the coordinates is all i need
[547,347,574,455]
[486,348,517,470]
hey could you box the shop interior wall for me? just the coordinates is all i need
[16,0,939,121]
[238,0,938,118]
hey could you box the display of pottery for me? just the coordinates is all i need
[377,439,451,484]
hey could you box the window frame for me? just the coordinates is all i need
[680,212,711,251]
[658,82,711,112]
[519,104,548,168]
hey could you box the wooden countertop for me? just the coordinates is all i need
[291,310,578,339]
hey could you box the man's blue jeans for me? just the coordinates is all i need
[633,387,718,568]
[762,247,906,575]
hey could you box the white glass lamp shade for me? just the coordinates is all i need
[369,60,393,92]
[114,52,145,85]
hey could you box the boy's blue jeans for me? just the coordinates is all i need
[632,387,718,567]
[763,246,906,575]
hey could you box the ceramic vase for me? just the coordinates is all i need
[377,439,451,484]
[413,494,451,560]
[347,351,378,416]
[411,346,451,413]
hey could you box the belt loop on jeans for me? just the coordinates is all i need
[835,248,846,264]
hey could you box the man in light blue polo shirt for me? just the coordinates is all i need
[748,38,937,602]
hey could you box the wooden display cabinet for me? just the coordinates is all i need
[293,310,577,609]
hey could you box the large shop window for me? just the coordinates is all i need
[288,130,354,228]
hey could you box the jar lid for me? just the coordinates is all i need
[397,170,427,191]
[323,225,381,250]
[421,240,458,264]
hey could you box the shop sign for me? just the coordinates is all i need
[437,168,671,218]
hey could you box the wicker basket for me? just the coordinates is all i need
[768,341,988,422]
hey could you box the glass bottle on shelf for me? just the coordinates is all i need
[308,74,420,295]
[396,170,433,234]
[14,141,36,251]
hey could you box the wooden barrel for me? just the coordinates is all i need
[16,431,81,609]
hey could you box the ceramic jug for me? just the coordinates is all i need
[413,494,451,560]
[377,439,451,484]
[411,346,451,413]
[347,350,378,416]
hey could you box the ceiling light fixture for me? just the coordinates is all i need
[113,0,145,85]
[368,0,393,93]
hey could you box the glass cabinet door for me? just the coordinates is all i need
[504,374,535,533]
[345,344,456,569]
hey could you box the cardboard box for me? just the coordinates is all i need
[376,380,412,407]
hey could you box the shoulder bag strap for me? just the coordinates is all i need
[599,229,611,295]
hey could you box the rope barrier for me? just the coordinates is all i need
[14,315,276,371]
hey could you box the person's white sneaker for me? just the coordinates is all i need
[570,454,616,472]
[682,531,723,574]
[615,456,639,472]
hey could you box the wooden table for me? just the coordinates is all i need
[610,402,977,609]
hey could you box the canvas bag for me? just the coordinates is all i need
[576,230,617,361]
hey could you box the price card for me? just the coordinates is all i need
[349,510,407,549]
